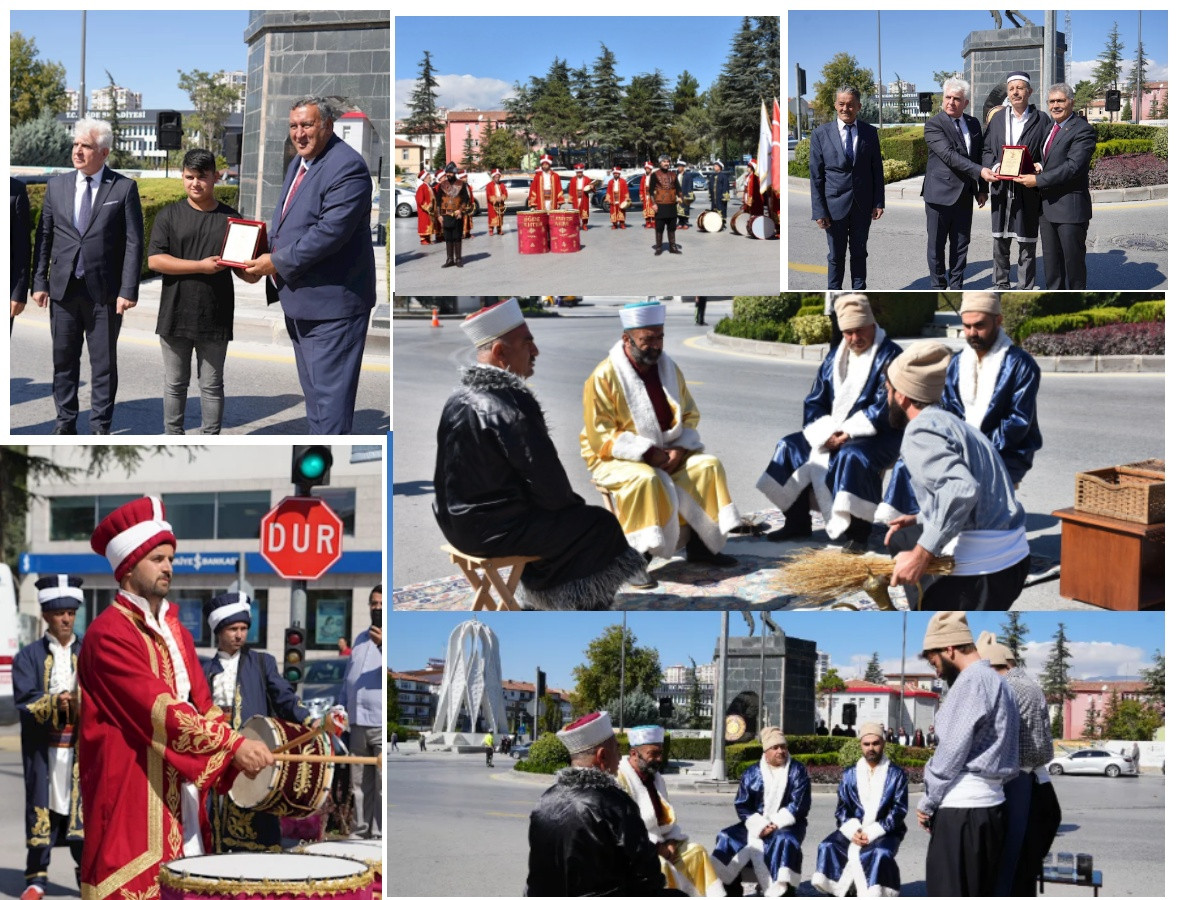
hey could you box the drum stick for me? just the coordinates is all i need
[273,753,383,767]
[273,724,326,755]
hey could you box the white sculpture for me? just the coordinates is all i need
[432,619,510,735]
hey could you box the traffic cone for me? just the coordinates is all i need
[431,308,442,328]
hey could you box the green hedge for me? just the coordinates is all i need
[514,733,570,773]
[731,294,808,323]
[23,178,241,282]
[714,318,796,343]
[790,311,832,344]
[1152,127,1168,161]
[882,159,912,183]
[724,735,933,778]
[999,291,1166,341]
[1014,307,1127,342]
[790,139,811,178]
[1091,139,1155,167]
[869,293,939,337]
[667,736,711,760]
[1125,300,1165,322]
[880,134,927,175]
[1092,122,1159,142]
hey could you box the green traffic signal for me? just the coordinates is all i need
[291,445,333,491]
[298,451,328,479]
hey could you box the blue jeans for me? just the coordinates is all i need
[160,335,229,434]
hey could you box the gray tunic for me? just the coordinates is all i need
[901,406,1025,556]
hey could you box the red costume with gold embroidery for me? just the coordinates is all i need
[743,169,764,216]
[529,169,564,212]
[78,593,244,899]
[416,181,437,243]
[486,181,509,233]
[608,175,630,227]
[569,174,593,228]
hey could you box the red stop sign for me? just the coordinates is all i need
[260,496,344,580]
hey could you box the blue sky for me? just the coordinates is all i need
[11,11,251,109]
[396,16,766,117]
[788,10,1168,97]
[390,611,1164,693]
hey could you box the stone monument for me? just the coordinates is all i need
[240,10,390,222]
[962,23,1065,123]
[716,618,817,737]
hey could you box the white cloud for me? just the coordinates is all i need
[395,74,515,118]
[1068,58,1168,85]
[832,641,1150,684]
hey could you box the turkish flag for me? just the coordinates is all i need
[772,99,782,190]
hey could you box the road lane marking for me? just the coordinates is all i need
[789,262,826,273]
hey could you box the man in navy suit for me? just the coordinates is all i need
[810,86,885,289]
[246,96,375,434]
[1015,84,1097,288]
[922,79,993,288]
[32,119,144,435]
[11,177,32,333]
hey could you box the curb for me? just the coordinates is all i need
[789,175,1167,204]
[705,333,1163,374]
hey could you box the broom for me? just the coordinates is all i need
[774,548,954,609]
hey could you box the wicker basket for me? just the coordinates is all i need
[1074,459,1165,524]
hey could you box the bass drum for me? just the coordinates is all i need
[748,215,777,240]
[729,211,747,235]
[160,853,373,900]
[697,210,724,233]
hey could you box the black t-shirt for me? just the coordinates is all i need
[150,199,239,341]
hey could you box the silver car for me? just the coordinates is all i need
[1048,748,1136,777]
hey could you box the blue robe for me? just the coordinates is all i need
[812,760,908,897]
[713,759,811,895]
[201,649,312,851]
[14,636,84,885]
[881,342,1041,518]
[758,332,903,539]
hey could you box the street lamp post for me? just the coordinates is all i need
[711,612,729,781]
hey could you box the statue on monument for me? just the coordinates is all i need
[989,10,1034,29]
[740,611,786,637]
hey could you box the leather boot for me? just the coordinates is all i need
[455,241,464,267]
[768,488,814,542]
[441,242,455,268]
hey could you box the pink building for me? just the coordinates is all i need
[1060,679,1151,739]
[445,110,510,167]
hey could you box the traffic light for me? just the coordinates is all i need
[283,627,306,682]
[536,668,546,697]
[291,445,333,494]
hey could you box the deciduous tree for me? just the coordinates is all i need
[571,625,662,716]
[10,32,69,128]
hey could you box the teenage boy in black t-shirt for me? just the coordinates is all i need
[148,149,260,433]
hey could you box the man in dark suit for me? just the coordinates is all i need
[1016,83,1097,288]
[676,160,697,229]
[810,86,885,289]
[11,177,31,333]
[32,119,143,435]
[246,96,375,434]
[708,161,731,219]
[922,79,992,288]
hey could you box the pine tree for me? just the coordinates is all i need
[1083,699,1100,739]
[686,656,703,727]
[999,611,1030,668]
[432,136,445,170]
[1141,649,1165,714]
[1092,21,1124,123]
[818,668,846,732]
[712,17,779,154]
[460,127,479,171]
[1124,39,1149,119]
[406,50,442,160]
[622,70,672,163]
[503,81,535,153]
[570,64,595,166]
[864,652,886,684]
[589,44,626,164]
[1039,622,1076,738]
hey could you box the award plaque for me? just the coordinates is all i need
[996,144,1033,180]
[218,218,267,268]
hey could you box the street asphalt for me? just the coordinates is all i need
[393,297,1165,611]
[393,193,781,297]
[787,175,1168,290]
[386,746,1165,897]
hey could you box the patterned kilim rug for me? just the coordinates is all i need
[394,510,1058,611]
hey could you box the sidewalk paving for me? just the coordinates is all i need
[791,174,1169,205]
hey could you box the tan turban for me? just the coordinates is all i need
[923,611,974,652]
[888,340,952,404]
[834,293,875,329]
[960,291,1002,316]
[760,726,787,750]
[977,630,1016,667]
[859,722,885,740]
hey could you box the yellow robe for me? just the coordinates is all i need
[581,343,739,558]
[617,758,724,897]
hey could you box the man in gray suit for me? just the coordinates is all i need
[810,86,885,289]
[32,118,143,435]
[921,79,993,289]
[1015,84,1097,288]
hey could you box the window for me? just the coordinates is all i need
[313,487,356,535]
[217,491,271,538]
[50,496,98,541]
[176,588,270,650]
[165,492,216,539]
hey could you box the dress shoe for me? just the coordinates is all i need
[767,521,812,542]
[688,548,738,568]
[52,423,77,436]
[655,245,663,256]
[668,244,682,254]
[92,425,110,435]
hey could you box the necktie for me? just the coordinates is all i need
[282,163,307,214]
[844,123,855,164]
[957,117,970,153]
[1044,123,1061,158]
[75,175,93,277]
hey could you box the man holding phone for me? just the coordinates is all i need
[340,584,383,838]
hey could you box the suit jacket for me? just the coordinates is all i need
[922,111,985,206]
[11,177,32,302]
[809,118,885,222]
[1036,114,1097,224]
[266,134,375,321]
[33,166,143,303]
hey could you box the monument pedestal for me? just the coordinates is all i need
[962,25,1065,122]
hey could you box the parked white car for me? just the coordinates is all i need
[1048,748,1136,777]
